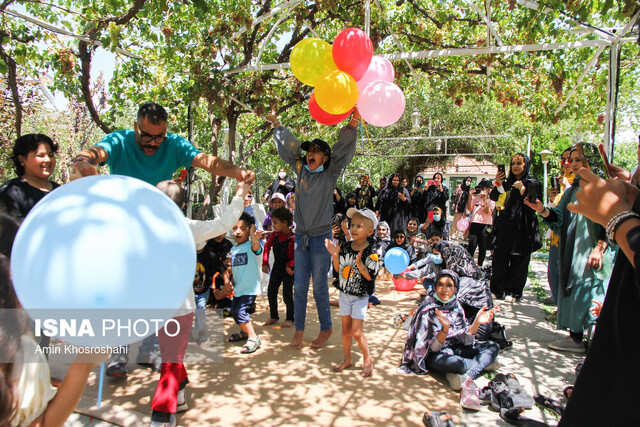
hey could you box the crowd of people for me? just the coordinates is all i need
[0,102,638,426]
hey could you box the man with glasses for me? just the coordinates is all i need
[73,102,255,186]
[71,104,256,382]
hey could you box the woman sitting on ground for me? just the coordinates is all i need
[398,270,499,399]
[385,229,417,264]
[421,206,450,241]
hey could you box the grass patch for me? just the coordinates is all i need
[528,270,557,323]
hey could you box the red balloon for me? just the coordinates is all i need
[332,28,373,81]
[308,93,353,125]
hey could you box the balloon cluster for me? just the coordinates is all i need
[291,28,406,127]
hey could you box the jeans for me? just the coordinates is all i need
[294,232,332,331]
[194,289,210,336]
[426,340,500,380]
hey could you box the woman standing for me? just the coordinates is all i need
[489,153,541,301]
[525,148,615,353]
[424,172,449,214]
[375,173,411,233]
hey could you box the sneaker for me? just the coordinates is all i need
[485,361,501,372]
[105,362,127,377]
[460,378,480,410]
[446,372,469,391]
[197,336,212,346]
[137,349,162,372]
[150,413,176,427]
[504,295,514,303]
[548,337,586,353]
[392,314,404,328]
[176,389,188,412]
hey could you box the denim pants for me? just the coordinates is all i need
[293,232,332,331]
[425,340,500,380]
[194,289,210,336]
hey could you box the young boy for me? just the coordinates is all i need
[151,179,249,426]
[262,207,295,327]
[324,207,379,377]
[229,212,263,354]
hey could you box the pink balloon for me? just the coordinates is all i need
[332,28,373,81]
[356,56,395,93]
[308,93,353,125]
[358,81,406,127]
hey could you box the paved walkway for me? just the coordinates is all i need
[55,260,579,426]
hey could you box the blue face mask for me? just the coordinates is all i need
[433,214,441,222]
[433,253,443,265]
[304,164,324,174]
[434,292,455,304]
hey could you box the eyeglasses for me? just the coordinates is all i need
[139,130,166,144]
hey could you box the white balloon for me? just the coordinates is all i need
[11,175,196,346]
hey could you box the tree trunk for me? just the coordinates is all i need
[0,44,22,137]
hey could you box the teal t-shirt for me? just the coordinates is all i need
[97,129,201,185]
[231,240,262,297]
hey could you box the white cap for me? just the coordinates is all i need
[270,193,286,203]
[346,207,378,229]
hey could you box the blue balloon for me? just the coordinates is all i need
[384,247,410,274]
[11,175,196,347]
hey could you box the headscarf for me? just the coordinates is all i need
[434,241,482,280]
[386,173,401,191]
[413,175,425,189]
[376,221,391,241]
[460,176,473,192]
[504,152,532,187]
[398,269,468,374]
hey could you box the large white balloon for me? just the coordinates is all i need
[11,175,196,347]
[358,80,406,127]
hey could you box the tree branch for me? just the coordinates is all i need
[78,0,147,133]
[0,43,22,137]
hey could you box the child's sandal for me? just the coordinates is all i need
[241,337,261,354]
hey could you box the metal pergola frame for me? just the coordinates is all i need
[222,0,639,160]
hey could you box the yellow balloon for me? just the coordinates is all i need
[290,38,336,86]
[314,70,359,115]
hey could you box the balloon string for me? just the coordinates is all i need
[360,119,373,151]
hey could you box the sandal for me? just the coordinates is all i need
[422,409,455,427]
[534,394,564,416]
[228,332,248,342]
[494,373,534,409]
[241,337,261,354]
[499,408,549,426]
[563,385,573,400]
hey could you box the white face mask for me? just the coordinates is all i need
[278,172,286,179]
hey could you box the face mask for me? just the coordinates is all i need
[433,214,441,222]
[433,253,443,265]
[465,181,471,186]
[304,164,324,174]
[434,292,455,304]
[278,172,286,179]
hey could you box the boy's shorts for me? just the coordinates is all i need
[339,292,369,320]
[231,295,257,325]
